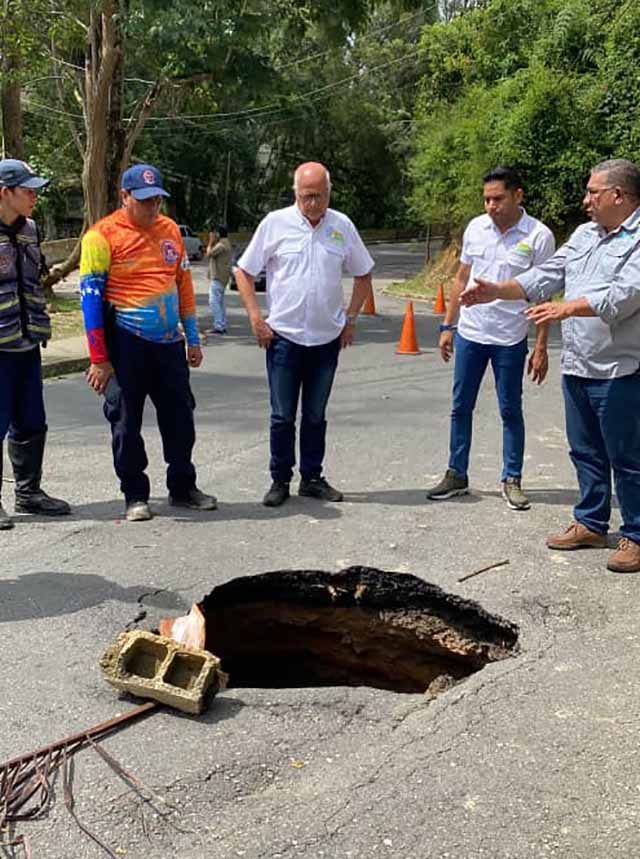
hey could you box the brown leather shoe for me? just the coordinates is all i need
[546,522,607,550]
[607,538,640,573]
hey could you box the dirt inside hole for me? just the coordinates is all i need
[192,567,518,695]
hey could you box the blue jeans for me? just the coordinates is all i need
[563,372,640,543]
[266,333,341,483]
[209,280,226,331]
[449,333,528,481]
[0,347,47,442]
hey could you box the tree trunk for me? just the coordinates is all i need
[47,0,164,290]
[1,51,24,158]
[46,1,124,289]
[81,0,122,226]
[105,0,127,212]
[42,238,82,297]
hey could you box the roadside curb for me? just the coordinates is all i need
[42,357,90,380]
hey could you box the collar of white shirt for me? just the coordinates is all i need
[481,207,532,236]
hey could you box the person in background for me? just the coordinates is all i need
[234,161,374,508]
[79,163,217,522]
[206,223,232,334]
[0,159,70,530]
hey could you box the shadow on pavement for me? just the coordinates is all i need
[478,487,619,511]
[172,695,245,724]
[165,499,343,523]
[346,488,482,505]
[46,498,343,523]
[0,571,189,623]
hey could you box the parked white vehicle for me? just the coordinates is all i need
[178,225,203,261]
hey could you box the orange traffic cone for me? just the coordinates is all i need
[361,285,376,316]
[396,302,420,355]
[434,284,446,314]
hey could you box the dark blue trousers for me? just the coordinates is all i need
[104,326,197,503]
[266,333,341,483]
[563,372,640,544]
[0,347,47,442]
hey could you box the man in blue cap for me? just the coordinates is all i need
[0,159,71,530]
[79,163,216,521]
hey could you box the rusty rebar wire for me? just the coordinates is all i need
[0,702,158,852]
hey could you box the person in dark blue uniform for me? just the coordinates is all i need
[0,159,70,530]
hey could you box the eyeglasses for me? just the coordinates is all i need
[296,192,328,205]
[584,186,617,199]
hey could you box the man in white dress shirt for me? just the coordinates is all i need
[235,162,374,507]
[426,166,556,510]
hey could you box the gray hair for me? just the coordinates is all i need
[292,165,331,192]
[592,158,640,200]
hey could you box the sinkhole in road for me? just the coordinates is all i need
[196,567,519,695]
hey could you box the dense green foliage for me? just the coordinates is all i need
[4,0,640,239]
[2,0,431,234]
[410,0,640,235]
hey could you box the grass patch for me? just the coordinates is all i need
[384,242,460,302]
[47,293,85,340]
[384,241,565,305]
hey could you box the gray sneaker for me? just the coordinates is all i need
[426,469,469,500]
[125,501,153,522]
[501,478,530,511]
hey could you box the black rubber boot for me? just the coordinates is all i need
[0,445,15,530]
[8,432,71,516]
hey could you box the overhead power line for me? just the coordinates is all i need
[140,45,423,126]
[274,7,431,71]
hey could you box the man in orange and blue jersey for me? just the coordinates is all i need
[79,164,216,522]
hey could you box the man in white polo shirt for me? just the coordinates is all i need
[427,166,556,510]
[235,161,374,507]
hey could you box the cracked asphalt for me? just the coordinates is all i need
[2,245,639,858]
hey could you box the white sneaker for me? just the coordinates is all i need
[125,501,153,522]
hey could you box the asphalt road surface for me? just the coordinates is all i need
[1,244,637,858]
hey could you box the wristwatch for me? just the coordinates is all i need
[439,323,457,332]
[345,314,357,326]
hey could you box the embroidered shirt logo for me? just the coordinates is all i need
[329,229,344,244]
[514,241,533,257]
[161,240,179,264]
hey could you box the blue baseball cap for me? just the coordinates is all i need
[0,159,50,190]
[121,164,170,200]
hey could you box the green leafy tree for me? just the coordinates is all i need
[410,0,640,236]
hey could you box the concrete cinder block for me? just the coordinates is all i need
[100,630,227,715]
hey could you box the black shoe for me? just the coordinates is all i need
[0,450,14,528]
[169,487,218,510]
[298,477,343,502]
[263,481,290,507]
[0,502,14,530]
[8,433,71,516]
[14,490,71,516]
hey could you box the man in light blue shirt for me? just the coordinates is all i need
[461,158,640,574]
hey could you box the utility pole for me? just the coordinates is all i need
[223,151,232,223]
